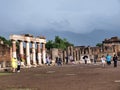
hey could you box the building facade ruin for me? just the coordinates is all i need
[0,35,120,68]
[50,36,120,64]
[0,39,11,68]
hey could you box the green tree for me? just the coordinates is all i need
[96,43,102,47]
[0,36,12,46]
[46,40,54,50]
[46,36,73,50]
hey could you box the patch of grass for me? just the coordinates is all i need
[0,72,12,76]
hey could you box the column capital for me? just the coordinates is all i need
[25,37,31,42]
[11,39,16,43]
[31,41,36,43]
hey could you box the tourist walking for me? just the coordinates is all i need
[94,54,98,64]
[113,54,118,67]
[101,55,106,67]
[83,55,88,64]
[56,57,62,66]
[17,59,21,72]
[46,56,51,66]
[65,56,68,64]
[106,54,112,65]
[11,57,17,73]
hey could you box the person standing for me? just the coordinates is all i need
[94,54,98,64]
[17,59,21,72]
[113,54,118,67]
[11,57,17,73]
[58,57,62,66]
[46,56,50,66]
[101,55,106,67]
[65,56,68,64]
[106,54,112,65]
[83,55,88,64]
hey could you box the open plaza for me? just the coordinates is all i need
[0,62,120,90]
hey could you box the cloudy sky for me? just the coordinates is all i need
[0,0,120,45]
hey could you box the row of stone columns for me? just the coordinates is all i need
[51,45,114,64]
[11,34,46,67]
[12,40,46,67]
[62,46,99,62]
[63,45,118,62]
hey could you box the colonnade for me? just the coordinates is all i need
[57,46,100,64]
[62,45,118,63]
[10,34,46,67]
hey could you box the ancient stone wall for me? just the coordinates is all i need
[1,36,120,68]
[0,42,11,68]
[0,44,11,61]
[50,37,120,64]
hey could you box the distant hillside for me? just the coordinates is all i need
[2,29,120,47]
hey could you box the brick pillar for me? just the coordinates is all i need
[71,46,74,59]
[73,50,76,61]
[76,49,79,61]
[19,41,24,59]
[12,40,17,58]
[19,41,25,66]
[63,50,66,64]
[51,48,58,63]
[67,47,70,56]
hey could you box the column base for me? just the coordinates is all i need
[32,64,37,67]
[26,65,32,68]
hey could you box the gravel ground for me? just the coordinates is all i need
[0,61,120,90]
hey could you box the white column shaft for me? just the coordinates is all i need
[42,43,46,64]
[20,41,24,55]
[38,53,42,65]
[32,43,36,65]
[37,43,42,65]
[26,42,31,66]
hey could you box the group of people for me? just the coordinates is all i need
[56,57,62,66]
[101,54,118,68]
[46,56,51,66]
[82,53,118,68]
[10,53,118,72]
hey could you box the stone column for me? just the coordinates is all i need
[88,47,91,55]
[19,41,25,67]
[26,41,31,66]
[42,43,46,64]
[32,42,36,66]
[19,41,24,59]
[12,40,17,58]
[63,50,66,64]
[76,49,79,61]
[37,43,42,65]
[70,46,73,57]
[67,47,70,56]
[73,50,76,61]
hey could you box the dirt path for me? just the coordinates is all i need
[0,62,120,90]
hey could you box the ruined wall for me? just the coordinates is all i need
[49,39,120,64]
[50,48,59,63]
[0,43,11,68]
[0,44,11,61]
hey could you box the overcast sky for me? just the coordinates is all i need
[0,0,120,36]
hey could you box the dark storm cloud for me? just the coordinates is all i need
[0,0,120,34]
